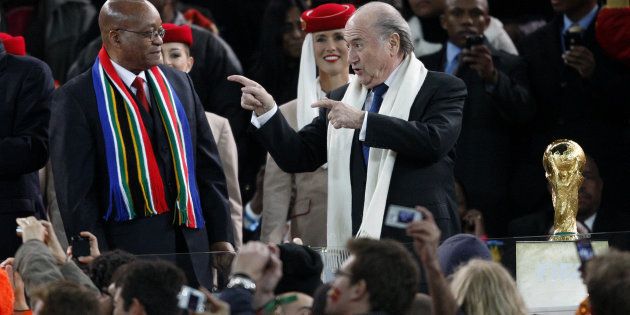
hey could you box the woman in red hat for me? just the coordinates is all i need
[261,3,356,247]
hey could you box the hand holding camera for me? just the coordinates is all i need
[562,27,595,78]
[405,206,441,266]
[461,35,498,84]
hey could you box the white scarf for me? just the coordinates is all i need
[297,33,320,129]
[326,55,428,247]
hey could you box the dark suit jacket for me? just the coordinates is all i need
[420,45,535,236]
[0,43,54,258]
[50,63,233,288]
[254,70,467,242]
[518,13,630,215]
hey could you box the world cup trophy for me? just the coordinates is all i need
[542,140,586,241]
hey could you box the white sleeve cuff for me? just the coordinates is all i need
[359,112,369,141]
[250,105,278,129]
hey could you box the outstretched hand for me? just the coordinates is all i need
[227,75,276,116]
[312,99,365,129]
[406,206,441,266]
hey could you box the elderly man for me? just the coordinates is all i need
[49,0,233,288]
[230,2,466,246]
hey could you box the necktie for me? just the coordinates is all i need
[445,53,460,75]
[131,76,150,112]
[362,83,389,165]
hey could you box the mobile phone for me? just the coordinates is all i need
[16,226,23,235]
[71,236,91,257]
[465,34,485,49]
[563,27,583,49]
[178,285,206,313]
[385,205,422,229]
[575,238,594,266]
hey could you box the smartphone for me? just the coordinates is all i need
[71,236,91,257]
[575,238,594,265]
[178,285,206,313]
[563,28,583,49]
[385,205,422,229]
[465,34,485,49]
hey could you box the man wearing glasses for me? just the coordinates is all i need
[49,0,233,289]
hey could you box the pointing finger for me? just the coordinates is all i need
[227,75,261,88]
[311,99,336,109]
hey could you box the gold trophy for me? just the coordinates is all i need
[542,139,586,241]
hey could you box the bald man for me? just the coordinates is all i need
[49,0,233,288]
[230,2,467,246]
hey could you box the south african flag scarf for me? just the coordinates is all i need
[92,47,204,228]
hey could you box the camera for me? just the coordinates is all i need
[465,34,485,49]
[178,285,206,313]
[70,236,90,258]
[563,28,583,50]
[385,205,422,229]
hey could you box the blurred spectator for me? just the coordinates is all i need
[111,260,187,315]
[325,238,419,315]
[262,3,356,247]
[450,259,528,315]
[161,22,244,250]
[272,292,313,315]
[516,0,630,219]
[404,0,518,57]
[87,249,135,293]
[0,33,54,261]
[437,233,491,276]
[10,217,98,300]
[310,282,331,315]
[221,241,283,313]
[585,250,630,315]
[30,280,100,315]
[275,243,323,296]
[249,0,307,106]
[420,0,534,237]
[7,0,96,82]
[454,180,487,238]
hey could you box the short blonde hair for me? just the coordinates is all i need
[450,259,527,315]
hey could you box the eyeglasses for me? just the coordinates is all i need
[116,27,166,41]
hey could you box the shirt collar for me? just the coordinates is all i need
[563,4,599,33]
[584,212,597,231]
[446,41,462,66]
[383,59,404,87]
[110,59,147,90]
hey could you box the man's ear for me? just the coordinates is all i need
[350,279,368,301]
[440,13,448,30]
[482,14,491,31]
[130,298,146,315]
[109,30,122,47]
[388,33,400,56]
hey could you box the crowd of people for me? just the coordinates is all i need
[1,0,629,314]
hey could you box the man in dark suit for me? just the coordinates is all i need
[420,0,535,237]
[50,0,233,288]
[0,37,54,260]
[517,0,630,218]
[230,2,466,245]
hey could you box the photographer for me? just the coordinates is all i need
[420,0,535,237]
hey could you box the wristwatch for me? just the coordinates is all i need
[227,274,256,293]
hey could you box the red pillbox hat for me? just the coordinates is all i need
[162,23,193,47]
[300,3,356,33]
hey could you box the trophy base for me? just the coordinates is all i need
[549,232,579,241]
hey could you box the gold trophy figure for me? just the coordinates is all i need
[542,140,586,241]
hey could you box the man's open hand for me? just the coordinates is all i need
[312,99,365,129]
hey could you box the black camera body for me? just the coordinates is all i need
[563,29,584,50]
[70,236,90,257]
[465,34,485,49]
